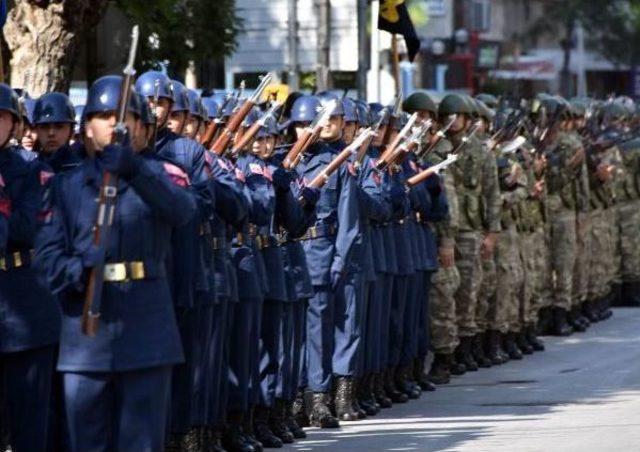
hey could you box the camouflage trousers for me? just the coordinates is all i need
[530,225,553,320]
[572,213,592,308]
[476,256,497,333]
[490,225,524,333]
[617,199,640,283]
[519,231,536,326]
[454,231,484,338]
[429,265,461,354]
[549,208,577,311]
[587,208,614,300]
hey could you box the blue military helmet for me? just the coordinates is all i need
[368,102,390,126]
[133,92,154,126]
[316,91,344,116]
[84,75,142,118]
[355,100,371,127]
[0,83,22,120]
[22,97,37,126]
[289,95,321,123]
[201,97,219,121]
[342,97,358,123]
[33,92,76,125]
[393,112,410,131]
[135,70,174,102]
[186,89,205,120]
[170,80,190,113]
[220,96,238,119]
[242,106,261,127]
[242,107,273,138]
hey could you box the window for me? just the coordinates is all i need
[471,0,491,32]
[425,0,446,17]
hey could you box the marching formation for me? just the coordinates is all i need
[1,37,640,452]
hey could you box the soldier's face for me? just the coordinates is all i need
[150,97,171,128]
[168,111,188,135]
[85,112,139,152]
[372,124,387,147]
[131,120,148,152]
[183,116,201,140]
[22,125,37,151]
[320,116,343,141]
[450,115,467,133]
[35,123,73,154]
[342,121,357,145]
[416,110,432,124]
[293,122,311,140]
[0,111,15,147]
[252,136,268,156]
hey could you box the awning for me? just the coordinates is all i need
[489,56,556,81]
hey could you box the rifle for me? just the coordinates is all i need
[378,120,432,172]
[415,114,456,159]
[82,25,140,337]
[354,107,390,167]
[210,74,272,155]
[381,90,402,148]
[487,108,525,151]
[375,112,418,170]
[451,120,482,154]
[148,80,160,150]
[499,135,527,156]
[302,129,375,198]
[230,101,281,155]
[282,100,336,170]
[406,153,458,188]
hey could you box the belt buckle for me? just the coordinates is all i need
[236,233,244,246]
[129,261,146,280]
[310,227,318,239]
[255,236,263,249]
[104,263,127,282]
[211,237,220,250]
[13,251,22,268]
[0,257,6,271]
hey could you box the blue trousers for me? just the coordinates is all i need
[365,273,384,374]
[401,272,422,367]
[306,286,334,392]
[333,271,363,378]
[63,366,172,452]
[205,299,228,426]
[378,273,394,372]
[1,345,55,452]
[355,276,370,377]
[293,301,308,396]
[228,299,262,412]
[259,300,283,407]
[388,275,409,367]
[276,303,294,401]
[170,307,196,433]
[417,272,434,358]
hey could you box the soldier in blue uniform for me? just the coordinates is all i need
[0,83,60,452]
[184,89,206,142]
[34,75,197,452]
[290,94,359,428]
[135,71,215,450]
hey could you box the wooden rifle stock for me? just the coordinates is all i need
[283,129,314,170]
[211,101,254,155]
[406,167,437,187]
[200,120,220,148]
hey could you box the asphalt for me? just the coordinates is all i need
[285,308,640,452]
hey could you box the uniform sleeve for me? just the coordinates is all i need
[244,164,275,227]
[276,181,316,239]
[359,159,392,223]
[434,169,458,248]
[8,162,40,247]
[127,159,197,227]
[331,166,360,276]
[482,150,502,233]
[0,180,9,254]
[209,155,249,227]
[34,176,85,295]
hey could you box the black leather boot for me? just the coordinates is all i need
[223,412,255,452]
[414,357,436,391]
[207,427,227,452]
[503,332,523,360]
[283,399,306,439]
[395,366,421,399]
[472,333,493,368]
[254,406,283,448]
[357,375,379,415]
[383,369,409,403]
[427,353,451,384]
[609,282,623,308]
[373,373,393,408]
[536,306,554,336]
[350,379,367,419]
[485,330,508,365]
[582,299,600,322]
[551,307,573,336]
[269,400,294,444]
[335,376,361,421]
[515,331,534,355]
[455,337,478,371]
[292,390,309,428]
[567,306,588,332]
[309,392,340,428]
[165,434,182,452]
[526,323,545,352]
[598,292,614,320]
[243,408,264,452]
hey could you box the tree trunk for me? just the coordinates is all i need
[3,0,109,95]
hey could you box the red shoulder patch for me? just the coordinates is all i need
[235,167,246,183]
[348,162,357,177]
[0,198,11,218]
[372,171,381,186]
[262,167,273,182]
[40,170,54,186]
[249,163,264,176]
[163,162,191,188]
[0,173,5,187]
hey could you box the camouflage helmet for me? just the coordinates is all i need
[438,93,472,117]
[569,99,587,118]
[463,95,478,116]
[603,101,628,121]
[475,93,499,109]
[402,91,437,115]
[475,99,495,122]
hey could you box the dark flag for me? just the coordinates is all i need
[0,0,6,28]
[378,0,421,62]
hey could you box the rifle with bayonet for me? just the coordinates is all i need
[148,80,160,150]
[450,119,482,154]
[82,25,140,337]
[416,114,457,159]
[378,120,432,171]
[210,74,272,155]
[380,91,403,148]
[354,107,390,167]
[406,153,458,188]
[230,101,281,155]
[282,100,337,170]
[375,112,418,170]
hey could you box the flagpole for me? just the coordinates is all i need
[391,34,400,95]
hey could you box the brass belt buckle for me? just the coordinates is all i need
[129,261,146,280]
[0,257,6,271]
[211,237,220,250]
[310,227,318,239]
[13,251,22,268]
[104,263,127,282]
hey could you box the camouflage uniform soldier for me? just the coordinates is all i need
[427,94,501,381]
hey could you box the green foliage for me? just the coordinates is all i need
[115,0,243,77]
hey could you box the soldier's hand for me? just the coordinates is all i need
[596,163,613,182]
[480,232,497,260]
[532,180,545,199]
[438,246,455,268]
[100,144,141,179]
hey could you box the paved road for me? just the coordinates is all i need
[286,308,640,452]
